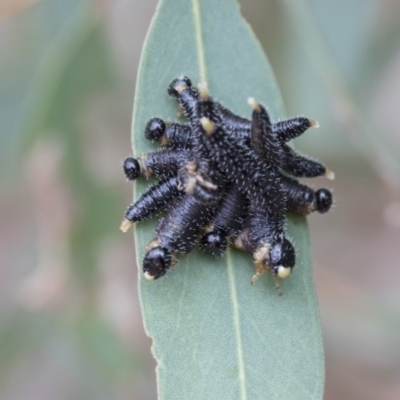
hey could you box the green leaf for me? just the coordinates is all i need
[131,0,324,399]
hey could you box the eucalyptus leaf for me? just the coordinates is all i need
[131,0,324,399]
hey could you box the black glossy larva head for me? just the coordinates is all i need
[145,118,166,142]
[315,188,332,213]
[269,238,295,279]
[167,76,192,97]
[302,190,315,205]
[143,246,172,280]
[200,232,227,257]
[123,157,141,180]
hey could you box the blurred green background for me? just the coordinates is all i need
[1,0,400,399]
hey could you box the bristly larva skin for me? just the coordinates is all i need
[143,148,192,179]
[187,91,295,281]
[200,185,248,257]
[248,98,285,169]
[274,117,316,142]
[155,194,215,254]
[122,149,192,180]
[160,82,330,181]
[188,81,316,282]
[178,159,225,206]
[282,145,328,178]
[121,75,335,286]
[123,176,184,227]
[142,194,216,279]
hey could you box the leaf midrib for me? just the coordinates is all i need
[192,1,247,398]
[192,0,207,82]
[227,248,248,400]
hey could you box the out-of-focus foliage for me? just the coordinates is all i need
[1,1,153,399]
[0,0,43,22]
[1,0,400,399]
